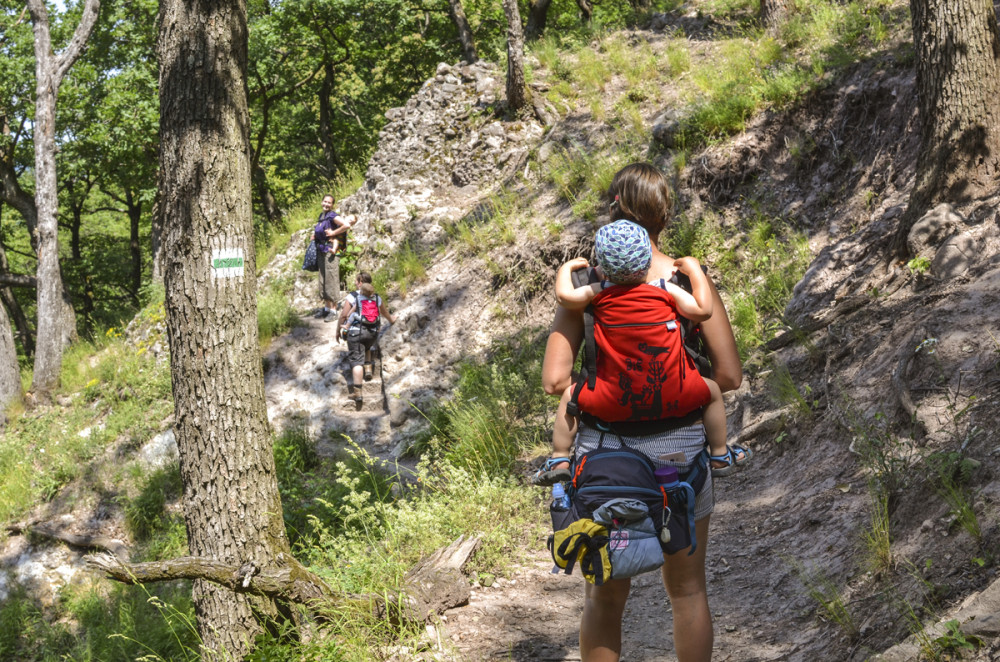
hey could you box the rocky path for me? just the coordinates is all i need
[263,309,407,464]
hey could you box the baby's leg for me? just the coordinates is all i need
[551,387,577,462]
[532,388,576,486]
[702,378,727,458]
[330,238,341,254]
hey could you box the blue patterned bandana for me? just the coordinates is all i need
[595,220,651,284]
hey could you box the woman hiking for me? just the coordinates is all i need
[313,194,355,319]
[542,162,744,662]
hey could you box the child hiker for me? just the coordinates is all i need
[532,219,751,486]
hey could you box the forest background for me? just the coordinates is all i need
[2,0,1000,660]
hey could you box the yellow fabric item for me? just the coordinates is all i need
[550,519,612,585]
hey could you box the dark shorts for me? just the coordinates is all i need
[346,325,378,366]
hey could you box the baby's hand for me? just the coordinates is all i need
[674,256,701,274]
[564,257,590,270]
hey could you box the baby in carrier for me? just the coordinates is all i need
[532,219,750,486]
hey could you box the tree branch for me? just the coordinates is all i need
[0,273,37,288]
[53,0,102,85]
[89,535,481,624]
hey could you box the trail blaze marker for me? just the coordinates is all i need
[211,249,245,278]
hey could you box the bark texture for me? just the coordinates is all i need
[899,0,1000,253]
[157,0,291,657]
[502,0,529,112]
[25,0,95,395]
[447,0,478,63]
[0,295,19,417]
[760,0,789,32]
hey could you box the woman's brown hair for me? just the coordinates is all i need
[356,271,375,297]
[607,163,673,239]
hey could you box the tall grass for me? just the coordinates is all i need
[0,333,172,523]
[373,241,426,297]
[662,210,811,361]
[257,284,299,345]
[0,580,199,662]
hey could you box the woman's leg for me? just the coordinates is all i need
[661,516,712,662]
[580,578,631,662]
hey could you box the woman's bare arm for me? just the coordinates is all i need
[699,276,742,392]
[542,306,584,395]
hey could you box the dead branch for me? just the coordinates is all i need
[88,535,481,624]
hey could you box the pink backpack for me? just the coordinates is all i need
[353,292,380,330]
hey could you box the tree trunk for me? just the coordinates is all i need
[26,0,97,396]
[502,0,529,112]
[157,0,292,657]
[447,0,478,63]
[525,0,552,40]
[760,0,789,32]
[252,162,283,227]
[0,225,35,357]
[0,296,19,419]
[318,60,341,179]
[897,0,1000,254]
[0,157,39,243]
[151,194,164,284]
[125,188,142,305]
[575,0,593,23]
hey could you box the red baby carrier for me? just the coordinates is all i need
[567,269,710,425]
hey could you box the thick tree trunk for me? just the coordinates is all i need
[760,0,789,32]
[897,0,1000,254]
[525,0,552,40]
[447,0,478,63]
[26,0,96,396]
[158,0,292,657]
[502,0,529,112]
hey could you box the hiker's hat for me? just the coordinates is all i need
[595,220,652,284]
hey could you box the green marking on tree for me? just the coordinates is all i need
[211,249,246,278]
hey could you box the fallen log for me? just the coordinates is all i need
[88,534,481,624]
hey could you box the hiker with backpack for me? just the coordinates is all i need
[532,220,747,487]
[541,163,746,662]
[313,194,356,320]
[335,271,395,405]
